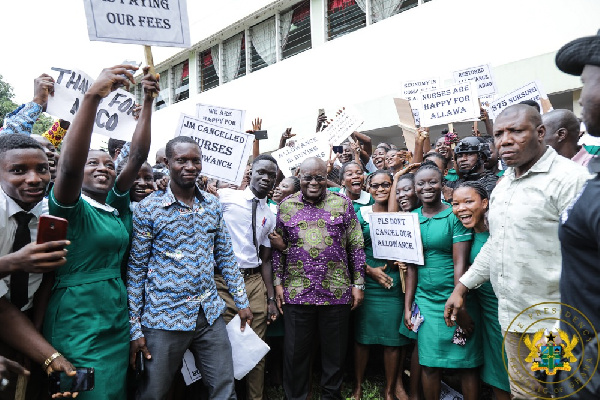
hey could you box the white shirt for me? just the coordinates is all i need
[219,187,276,269]
[459,147,591,332]
[0,187,47,311]
[337,187,372,206]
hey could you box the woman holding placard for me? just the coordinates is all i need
[353,170,410,400]
[403,164,482,400]
[450,181,510,400]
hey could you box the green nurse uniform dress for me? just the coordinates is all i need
[354,206,410,347]
[43,187,131,400]
[412,206,482,368]
[471,231,510,392]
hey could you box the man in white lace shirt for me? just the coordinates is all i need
[444,104,590,399]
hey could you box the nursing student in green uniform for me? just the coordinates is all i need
[328,161,373,213]
[450,182,510,400]
[353,170,411,400]
[403,164,482,400]
[40,66,158,399]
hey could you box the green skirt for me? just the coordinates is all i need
[476,281,511,392]
[355,269,410,347]
[414,265,483,368]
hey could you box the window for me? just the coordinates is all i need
[327,0,366,40]
[222,33,244,83]
[155,69,169,110]
[199,49,219,92]
[370,0,418,23]
[237,33,247,78]
[173,60,189,103]
[282,0,312,59]
[250,16,276,72]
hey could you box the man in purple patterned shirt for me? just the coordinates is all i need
[273,157,366,400]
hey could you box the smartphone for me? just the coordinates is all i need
[253,130,268,140]
[135,350,145,380]
[37,215,68,244]
[49,368,95,394]
[332,145,344,154]
[318,108,325,116]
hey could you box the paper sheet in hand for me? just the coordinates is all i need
[180,350,202,386]
[226,315,270,380]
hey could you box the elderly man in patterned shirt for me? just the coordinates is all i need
[273,157,366,400]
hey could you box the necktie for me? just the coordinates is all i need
[251,198,260,260]
[11,212,33,309]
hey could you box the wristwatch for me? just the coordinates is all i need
[267,297,276,303]
[352,284,365,290]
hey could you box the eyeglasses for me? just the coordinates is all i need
[370,182,392,190]
[301,175,327,183]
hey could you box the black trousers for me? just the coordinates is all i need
[282,304,351,400]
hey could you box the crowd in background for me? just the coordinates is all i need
[0,30,599,400]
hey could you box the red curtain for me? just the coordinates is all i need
[329,0,355,12]
[292,0,310,23]
[182,61,189,79]
[202,52,213,68]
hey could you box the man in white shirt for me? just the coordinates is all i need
[444,104,590,399]
[0,133,73,398]
[216,154,279,400]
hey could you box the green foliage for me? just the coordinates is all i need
[32,113,54,136]
[0,74,17,127]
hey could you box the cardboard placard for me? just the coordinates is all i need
[401,78,439,127]
[453,64,497,97]
[368,212,424,265]
[489,81,548,120]
[83,0,191,48]
[46,67,138,141]
[417,82,480,128]
[181,350,202,386]
[175,114,253,185]
[271,135,330,177]
[401,77,441,102]
[196,104,246,133]
[321,107,364,146]
[393,98,417,129]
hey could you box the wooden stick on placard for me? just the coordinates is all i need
[144,45,159,98]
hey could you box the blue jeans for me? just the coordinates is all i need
[136,309,236,400]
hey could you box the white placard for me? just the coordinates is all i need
[196,104,246,132]
[402,78,439,127]
[175,114,253,185]
[453,64,497,97]
[83,0,191,48]
[417,82,480,128]
[368,212,424,265]
[321,107,364,146]
[489,81,547,120]
[271,135,330,177]
[226,315,270,380]
[46,67,138,141]
[181,350,202,386]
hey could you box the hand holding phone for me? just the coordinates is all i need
[49,368,95,395]
[37,215,68,244]
[253,130,268,140]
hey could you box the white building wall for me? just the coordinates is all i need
[148,0,599,156]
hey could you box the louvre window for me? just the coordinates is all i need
[173,60,189,103]
[155,69,169,110]
[282,0,312,59]
[250,16,276,72]
[199,50,219,92]
[327,0,366,40]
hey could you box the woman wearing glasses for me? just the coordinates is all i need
[353,170,410,400]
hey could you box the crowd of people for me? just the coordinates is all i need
[0,30,598,400]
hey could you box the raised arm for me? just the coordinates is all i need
[351,131,372,164]
[412,127,430,164]
[53,65,136,205]
[1,74,54,136]
[115,67,158,193]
